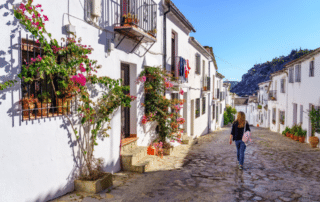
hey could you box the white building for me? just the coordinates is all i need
[267,70,287,133]
[284,48,320,147]
[257,81,270,128]
[0,0,224,201]
[247,96,258,126]
[234,97,249,123]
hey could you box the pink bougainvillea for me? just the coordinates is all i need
[165,81,173,89]
[179,89,184,95]
[71,74,86,86]
[136,76,146,84]
[79,63,86,72]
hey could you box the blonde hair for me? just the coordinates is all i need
[234,111,246,128]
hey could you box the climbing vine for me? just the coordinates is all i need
[1,0,137,180]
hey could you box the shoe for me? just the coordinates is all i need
[239,165,243,170]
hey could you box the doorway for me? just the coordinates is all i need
[121,63,130,138]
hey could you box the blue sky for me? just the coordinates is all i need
[173,0,320,81]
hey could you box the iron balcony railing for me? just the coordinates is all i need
[117,0,157,37]
[269,90,277,101]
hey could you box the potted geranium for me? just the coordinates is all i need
[282,127,290,136]
[37,91,52,116]
[20,94,36,116]
[299,129,307,143]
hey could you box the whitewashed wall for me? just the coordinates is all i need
[0,0,163,201]
[286,52,320,147]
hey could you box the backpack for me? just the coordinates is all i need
[242,122,252,144]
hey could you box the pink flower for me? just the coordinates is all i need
[70,74,86,86]
[36,39,39,43]
[36,4,42,8]
[142,115,148,124]
[41,9,43,12]
[79,63,86,72]
[43,15,49,21]
[179,89,184,95]
[165,81,173,89]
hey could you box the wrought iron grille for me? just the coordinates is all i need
[118,0,157,36]
[268,90,277,101]
[20,33,76,121]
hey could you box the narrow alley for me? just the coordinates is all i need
[55,126,320,202]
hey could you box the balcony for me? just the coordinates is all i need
[114,0,157,55]
[269,90,277,101]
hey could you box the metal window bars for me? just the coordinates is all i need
[20,33,76,121]
[268,90,277,101]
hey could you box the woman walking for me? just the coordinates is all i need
[229,111,250,170]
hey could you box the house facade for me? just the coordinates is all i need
[0,0,224,201]
[285,48,320,146]
[257,81,270,128]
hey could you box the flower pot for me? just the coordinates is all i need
[291,134,294,139]
[74,173,113,194]
[36,102,52,116]
[56,98,71,114]
[286,132,290,137]
[147,146,154,155]
[294,136,299,141]
[309,136,319,148]
[257,124,259,127]
[22,102,35,116]
[127,18,132,24]
[299,136,305,143]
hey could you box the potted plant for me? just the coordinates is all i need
[272,120,276,124]
[258,105,262,109]
[282,127,290,136]
[20,94,36,116]
[36,91,52,116]
[299,129,307,143]
[127,13,132,24]
[308,107,320,148]
[134,15,139,25]
[294,131,299,141]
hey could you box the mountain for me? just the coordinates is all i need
[230,48,313,96]
[224,81,239,90]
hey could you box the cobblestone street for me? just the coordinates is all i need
[55,126,320,202]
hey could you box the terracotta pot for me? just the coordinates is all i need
[299,136,305,143]
[56,98,71,114]
[147,146,154,155]
[291,134,294,139]
[257,124,259,127]
[22,102,35,116]
[309,136,319,148]
[127,18,132,24]
[294,136,299,141]
[36,102,52,116]
[286,132,290,137]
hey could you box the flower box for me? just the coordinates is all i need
[74,173,113,194]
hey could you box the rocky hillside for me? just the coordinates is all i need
[230,49,313,96]
[224,81,239,90]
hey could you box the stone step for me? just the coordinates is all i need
[181,135,195,146]
[121,146,147,165]
[131,155,158,173]
[121,137,138,152]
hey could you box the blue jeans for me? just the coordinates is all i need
[235,140,246,166]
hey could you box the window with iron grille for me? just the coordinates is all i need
[293,103,298,124]
[295,64,301,82]
[207,77,211,91]
[217,89,220,99]
[280,79,286,93]
[289,67,294,83]
[212,104,215,120]
[220,103,222,114]
[20,37,76,121]
[202,97,206,114]
[309,60,314,77]
[196,98,200,118]
[195,54,200,75]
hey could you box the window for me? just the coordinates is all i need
[196,98,200,118]
[202,97,206,114]
[212,104,215,120]
[220,103,222,114]
[279,111,285,125]
[280,79,286,93]
[171,32,176,74]
[216,105,218,122]
[315,106,320,133]
[309,60,314,77]
[289,67,294,83]
[195,54,200,74]
[20,38,75,121]
[300,105,303,124]
[295,64,301,82]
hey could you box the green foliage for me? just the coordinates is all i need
[223,106,237,125]
[308,107,320,136]
[282,126,290,135]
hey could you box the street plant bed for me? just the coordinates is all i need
[74,173,113,194]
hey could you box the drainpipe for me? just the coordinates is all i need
[163,3,171,71]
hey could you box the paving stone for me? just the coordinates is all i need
[279,196,293,201]
[252,196,263,201]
